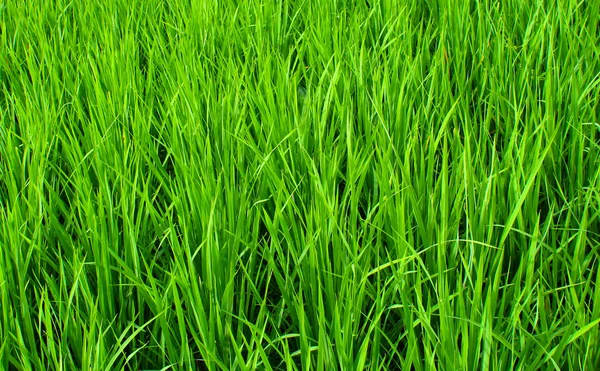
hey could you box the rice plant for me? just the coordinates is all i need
[1,0,599,369]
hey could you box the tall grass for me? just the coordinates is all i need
[1,0,599,369]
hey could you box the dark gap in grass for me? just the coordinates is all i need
[335,153,372,227]
[0,67,10,105]
[148,101,175,179]
[76,83,92,124]
[154,139,175,178]
[43,190,76,263]
[387,357,407,371]
[274,339,304,370]
[195,358,210,371]
[415,1,436,30]
[137,41,149,82]
[485,115,506,164]
[0,176,6,210]
[257,211,273,250]
[536,191,552,226]
[43,142,84,252]
[379,307,406,351]
[32,296,65,366]
[10,110,23,150]
[336,176,347,203]
[501,254,522,294]
[0,113,10,207]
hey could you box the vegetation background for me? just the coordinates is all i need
[1,0,599,369]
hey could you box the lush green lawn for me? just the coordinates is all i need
[1,0,599,369]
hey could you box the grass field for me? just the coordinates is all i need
[1,0,600,369]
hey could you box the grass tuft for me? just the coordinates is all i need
[1,0,599,369]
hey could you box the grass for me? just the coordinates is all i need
[1,0,599,369]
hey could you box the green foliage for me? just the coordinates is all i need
[1,0,599,369]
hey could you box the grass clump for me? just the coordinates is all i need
[1,0,599,370]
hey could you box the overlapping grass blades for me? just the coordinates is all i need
[1,0,599,369]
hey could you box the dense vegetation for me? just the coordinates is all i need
[1,0,599,369]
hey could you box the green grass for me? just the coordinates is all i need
[1,0,599,369]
